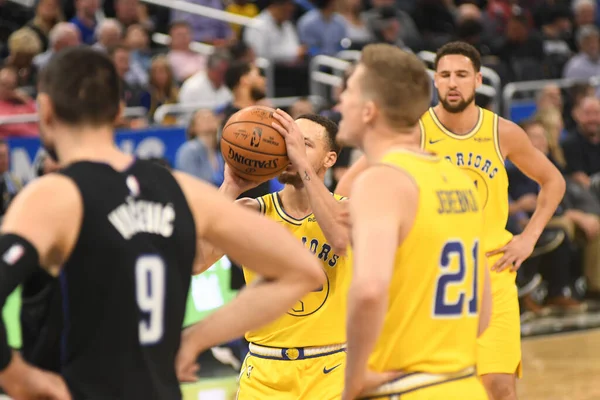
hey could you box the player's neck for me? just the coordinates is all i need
[232,91,256,109]
[54,126,133,170]
[279,185,312,218]
[433,103,480,135]
[362,124,421,162]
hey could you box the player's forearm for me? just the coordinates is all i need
[522,174,566,241]
[218,181,245,200]
[300,164,350,254]
[345,283,388,394]
[182,275,320,353]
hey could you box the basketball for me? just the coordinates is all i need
[220,106,289,181]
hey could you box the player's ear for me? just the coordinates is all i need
[113,101,126,125]
[323,151,337,169]
[475,72,483,88]
[362,100,377,125]
[37,93,54,127]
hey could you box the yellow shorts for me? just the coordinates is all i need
[477,253,522,377]
[237,344,346,400]
[359,368,487,400]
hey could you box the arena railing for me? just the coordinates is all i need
[0,107,149,126]
[140,0,259,27]
[153,95,327,124]
[309,55,351,100]
[151,33,275,99]
[502,76,600,118]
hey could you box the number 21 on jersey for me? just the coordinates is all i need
[433,240,479,318]
[136,255,166,345]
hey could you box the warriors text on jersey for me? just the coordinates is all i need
[368,150,485,374]
[420,107,513,253]
[58,160,196,400]
[242,192,351,348]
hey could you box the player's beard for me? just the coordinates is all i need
[438,90,475,114]
[250,86,266,102]
[278,171,303,187]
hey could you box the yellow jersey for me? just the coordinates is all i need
[243,192,352,347]
[420,107,513,253]
[368,150,485,374]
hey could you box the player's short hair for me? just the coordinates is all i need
[38,47,121,127]
[435,41,482,72]
[224,61,252,90]
[359,44,430,129]
[296,113,341,155]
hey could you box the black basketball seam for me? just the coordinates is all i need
[222,142,289,177]
[221,136,287,156]
[223,120,275,131]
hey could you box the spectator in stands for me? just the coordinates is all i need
[363,0,421,51]
[562,96,600,189]
[167,21,207,83]
[70,0,100,45]
[175,109,224,186]
[497,6,545,81]
[412,0,455,50]
[221,60,266,122]
[0,141,22,217]
[109,44,144,107]
[0,66,38,138]
[563,25,600,88]
[564,83,595,131]
[226,0,259,39]
[337,0,372,47]
[179,49,232,109]
[535,107,568,160]
[5,28,42,90]
[125,24,152,72]
[539,5,573,78]
[92,18,123,53]
[290,97,314,118]
[573,0,596,30]
[33,22,81,71]
[367,6,410,51]
[115,0,153,32]
[26,0,64,52]
[243,0,306,64]
[509,120,584,311]
[537,84,564,113]
[454,3,496,58]
[297,0,346,56]
[141,55,179,125]
[171,0,235,45]
[229,40,256,63]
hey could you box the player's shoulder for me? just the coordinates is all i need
[353,164,415,197]
[21,173,81,203]
[236,196,262,212]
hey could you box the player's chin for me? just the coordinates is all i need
[278,171,301,185]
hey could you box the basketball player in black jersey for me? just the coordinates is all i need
[0,47,324,399]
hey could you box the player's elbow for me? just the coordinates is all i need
[293,257,326,293]
[331,235,350,257]
[350,279,388,306]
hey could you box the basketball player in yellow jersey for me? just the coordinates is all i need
[336,44,492,400]
[190,111,353,399]
[337,42,566,400]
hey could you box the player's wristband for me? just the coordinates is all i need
[0,234,40,371]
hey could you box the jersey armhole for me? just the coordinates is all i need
[256,197,266,214]
[492,114,504,161]
[419,119,426,150]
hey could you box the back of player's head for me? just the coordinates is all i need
[296,113,341,155]
[38,46,121,127]
[359,44,430,129]
[435,41,481,72]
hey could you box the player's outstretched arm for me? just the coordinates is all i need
[343,166,415,400]
[335,154,368,198]
[487,118,566,272]
[272,109,350,253]
[175,173,325,376]
[187,166,262,274]
[0,174,80,399]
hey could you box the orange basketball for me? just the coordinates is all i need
[220,106,289,181]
